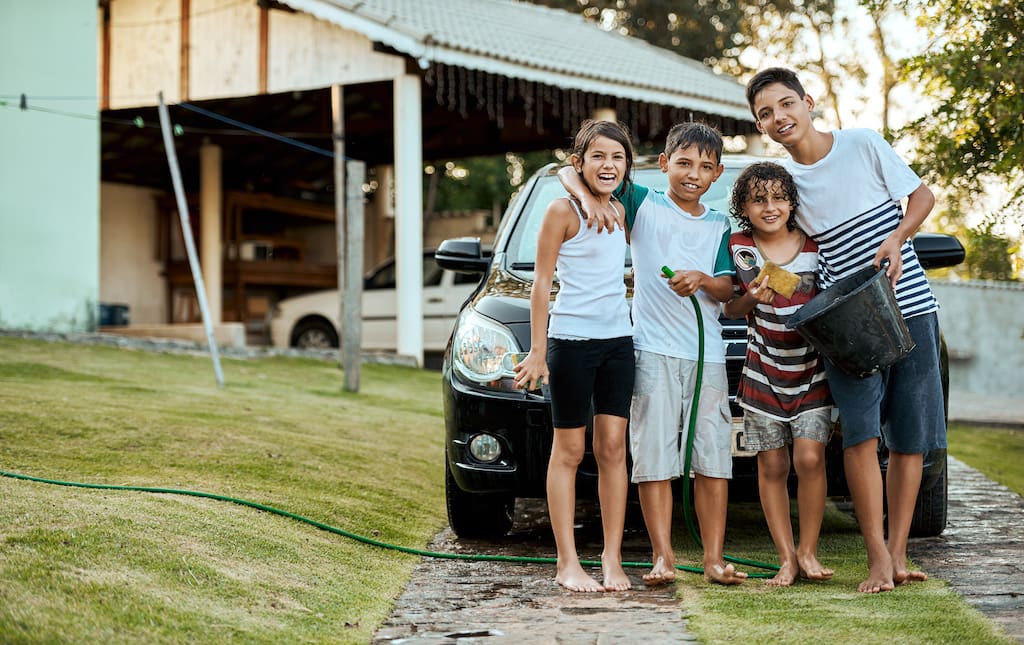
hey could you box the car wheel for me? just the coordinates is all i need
[445,460,514,539]
[909,452,948,537]
[291,318,338,349]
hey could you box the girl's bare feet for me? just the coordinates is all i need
[601,560,632,592]
[642,555,676,586]
[765,560,799,587]
[797,552,834,581]
[556,564,605,593]
[704,562,747,585]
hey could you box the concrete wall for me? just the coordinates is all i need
[99,182,167,324]
[0,2,99,332]
[932,279,1024,398]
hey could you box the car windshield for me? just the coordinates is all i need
[505,164,744,271]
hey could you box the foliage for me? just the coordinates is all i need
[425,150,560,217]
[528,0,760,70]
[900,0,1024,229]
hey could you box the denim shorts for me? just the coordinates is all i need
[547,336,634,428]
[824,312,946,454]
[629,350,733,481]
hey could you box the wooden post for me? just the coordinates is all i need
[343,160,365,392]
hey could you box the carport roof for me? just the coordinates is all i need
[280,0,754,123]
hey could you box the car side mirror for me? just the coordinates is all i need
[435,237,490,274]
[913,233,965,270]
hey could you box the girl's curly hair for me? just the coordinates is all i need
[729,162,800,233]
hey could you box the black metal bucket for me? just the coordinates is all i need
[785,266,915,378]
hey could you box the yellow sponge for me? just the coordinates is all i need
[754,261,801,298]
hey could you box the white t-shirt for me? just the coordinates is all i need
[619,185,734,363]
[784,128,938,319]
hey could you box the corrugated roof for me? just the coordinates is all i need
[280,0,754,122]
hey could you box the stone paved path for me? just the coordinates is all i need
[375,456,1024,644]
[372,507,697,644]
[908,456,1024,643]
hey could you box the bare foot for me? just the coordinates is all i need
[602,560,632,592]
[642,555,676,587]
[556,565,605,593]
[858,550,895,593]
[765,560,799,587]
[893,565,928,585]
[703,562,747,585]
[797,553,834,581]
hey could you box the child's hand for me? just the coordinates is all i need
[512,351,548,391]
[665,269,704,298]
[748,275,775,304]
[580,194,624,234]
[874,236,904,288]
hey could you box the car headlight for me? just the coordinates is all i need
[451,308,523,389]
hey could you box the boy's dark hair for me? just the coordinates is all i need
[572,119,635,193]
[729,161,800,233]
[745,67,807,116]
[664,122,723,164]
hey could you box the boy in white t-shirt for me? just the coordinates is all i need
[747,67,942,594]
[559,122,746,586]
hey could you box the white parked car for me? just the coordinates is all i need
[268,251,481,351]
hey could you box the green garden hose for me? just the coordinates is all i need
[0,467,714,574]
[0,280,778,579]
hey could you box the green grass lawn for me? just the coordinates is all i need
[0,337,447,644]
[948,422,1024,496]
[0,337,1018,644]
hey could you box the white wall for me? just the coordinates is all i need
[99,182,167,324]
[0,2,99,332]
[932,279,1024,398]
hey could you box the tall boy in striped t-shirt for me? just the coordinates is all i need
[747,67,943,594]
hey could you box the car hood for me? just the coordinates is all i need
[470,266,533,324]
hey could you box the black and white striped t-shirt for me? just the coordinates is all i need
[783,128,938,320]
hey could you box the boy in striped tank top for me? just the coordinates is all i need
[723,162,834,586]
[513,120,635,593]
[747,67,942,593]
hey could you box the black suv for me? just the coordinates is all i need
[435,156,965,540]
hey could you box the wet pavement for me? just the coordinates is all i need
[909,456,1024,642]
[374,455,1024,644]
[372,505,697,644]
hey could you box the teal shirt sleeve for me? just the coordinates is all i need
[612,183,649,230]
[713,226,735,277]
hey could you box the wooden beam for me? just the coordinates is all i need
[100,2,111,110]
[259,5,269,94]
[180,0,190,101]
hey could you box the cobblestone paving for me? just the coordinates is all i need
[372,507,697,644]
[376,456,1024,644]
[909,456,1024,643]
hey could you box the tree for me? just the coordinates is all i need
[900,0,1024,218]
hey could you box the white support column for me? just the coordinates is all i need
[393,74,424,366]
[592,107,616,122]
[199,140,222,322]
[745,134,767,156]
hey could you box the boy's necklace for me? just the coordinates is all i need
[753,231,805,266]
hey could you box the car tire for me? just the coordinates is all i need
[909,452,948,538]
[291,318,338,349]
[445,460,514,539]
